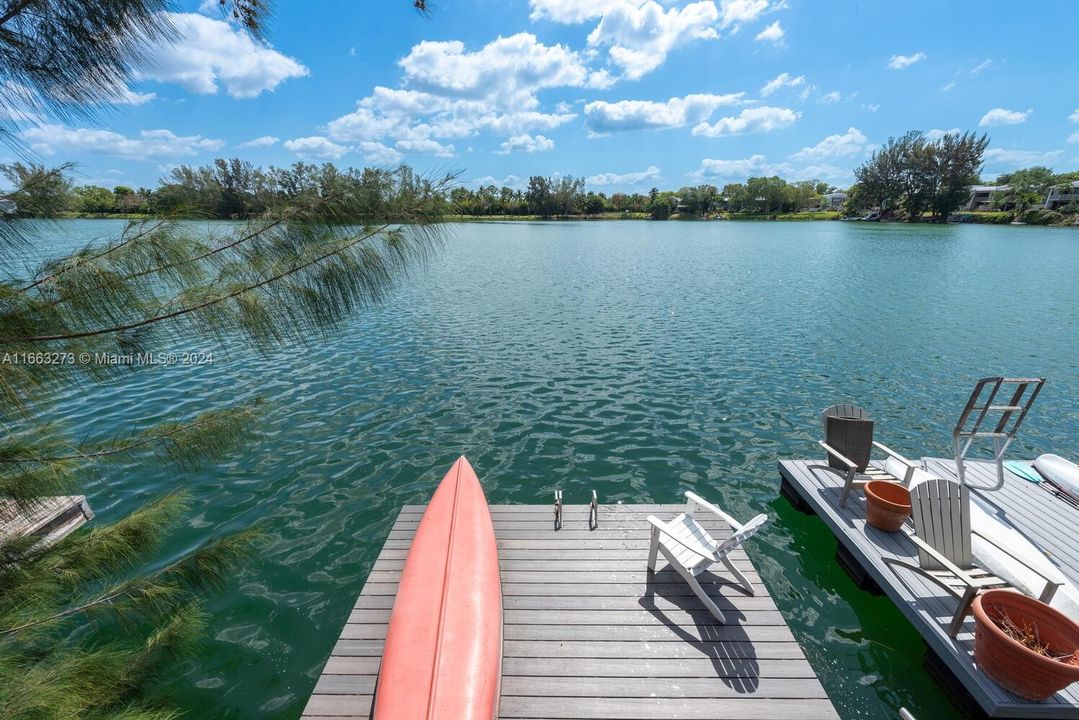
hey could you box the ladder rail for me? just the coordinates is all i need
[952,377,1045,491]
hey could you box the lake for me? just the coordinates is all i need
[20,219,1079,719]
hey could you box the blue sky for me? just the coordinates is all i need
[16,0,1079,192]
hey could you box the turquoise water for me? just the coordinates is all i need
[19,219,1079,719]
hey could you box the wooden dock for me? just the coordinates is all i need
[779,457,1079,719]
[0,495,94,546]
[302,503,839,720]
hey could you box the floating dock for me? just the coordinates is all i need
[0,495,94,546]
[303,503,839,720]
[780,457,1079,719]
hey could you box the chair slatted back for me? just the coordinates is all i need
[713,514,768,558]
[909,477,972,570]
[820,403,869,434]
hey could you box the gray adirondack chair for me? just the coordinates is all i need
[646,492,768,623]
[883,477,1062,637]
[813,403,923,507]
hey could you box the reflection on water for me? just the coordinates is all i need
[18,219,1079,719]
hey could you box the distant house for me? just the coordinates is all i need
[964,185,1011,211]
[821,192,847,210]
[1044,180,1079,211]
[0,199,16,215]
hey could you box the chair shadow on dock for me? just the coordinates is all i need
[640,568,761,694]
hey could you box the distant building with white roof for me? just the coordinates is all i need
[1044,180,1079,211]
[964,185,1011,211]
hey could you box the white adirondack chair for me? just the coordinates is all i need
[646,492,768,623]
[883,477,1063,637]
[812,403,926,507]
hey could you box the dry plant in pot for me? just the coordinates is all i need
[972,589,1079,701]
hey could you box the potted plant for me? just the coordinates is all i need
[864,480,911,532]
[972,589,1079,701]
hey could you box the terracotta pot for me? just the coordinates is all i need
[972,589,1079,701]
[864,480,911,532]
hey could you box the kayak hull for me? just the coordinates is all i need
[1034,453,1079,501]
[373,456,502,720]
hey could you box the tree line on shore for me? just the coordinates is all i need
[3,134,1078,223]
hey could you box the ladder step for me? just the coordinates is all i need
[970,405,1025,412]
[958,431,1009,437]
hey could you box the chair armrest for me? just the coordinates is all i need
[971,528,1068,593]
[904,531,981,588]
[647,515,716,564]
[684,491,742,530]
[818,440,856,471]
[872,441,914,467]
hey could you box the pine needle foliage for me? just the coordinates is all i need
[0,3,447,716]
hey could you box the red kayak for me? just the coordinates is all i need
[373,456,502,720]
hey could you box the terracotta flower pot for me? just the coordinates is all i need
[864,480,911,532]
[973,589,1079,701]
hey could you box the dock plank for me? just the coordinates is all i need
[779,457,1079,719]
[302,503,838,720]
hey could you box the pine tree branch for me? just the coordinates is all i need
[15,223,393,342]
[0,1,36,29]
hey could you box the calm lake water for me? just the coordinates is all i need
[17,219,1079,719]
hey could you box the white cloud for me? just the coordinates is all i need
[469,174,523,188]
[979,108,1030,127]
[584,92,745,133]
[1068,109,1079,123]
[395,138,456,157]
[887,52,926,70]
[586,165,662,186]
[528,0,618,23]
[760,72,804,97]
[358,141,403,164]
[754,20,784,43]
[282,136,349,160]
[925,128,961,140]
[817,90,842,104]
[586,1,721,80]
[22,124,224,160]
[1069,132,1079,145]
[143,12,308,98]
[983,148,1062,168]
[692,154,782,178]
[863,103,880,112]
[400,33,601,105]
[789,127,871,161]
[111,86,157,106]
[498,133,555,154]
[719,0,770,29]
[237,135,279,148]
[692,106,799,137]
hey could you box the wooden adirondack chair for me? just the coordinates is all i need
[813,403,925,507]
[646,492,768,623]
[884,477,1063,637]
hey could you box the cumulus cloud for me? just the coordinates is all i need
[692,106,799,137]
[979,108,1030,127]
[925,128,961,140]
[760,72,804,97]
[719,0,771,29]
[789,127,871,161]
[358,141,403,164]
[691,154,849,182]
[817,90,843,104]
[983,148,1062,168]
[1071,109,1079,123]
[498,133,555,154]
[325,34,591,155]
[754,21,783,43]
[237,135,279,148]
[1068,133,1079,145]
[469,174,524,188]
[22,124,224,160]
[887,52,926,70]
[584,93,745,133]
[282,136,350,160]
[586,165,662,186]
[143,13,308,98]
[587,1,721,79]
[528,0,618,23]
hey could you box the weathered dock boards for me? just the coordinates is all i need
[0,495,94,546]
[779,457,1079,719]
[303,503,839,720]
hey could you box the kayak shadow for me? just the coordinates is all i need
[640,568,760,693]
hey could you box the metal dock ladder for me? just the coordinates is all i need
[952,376,1044,490]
